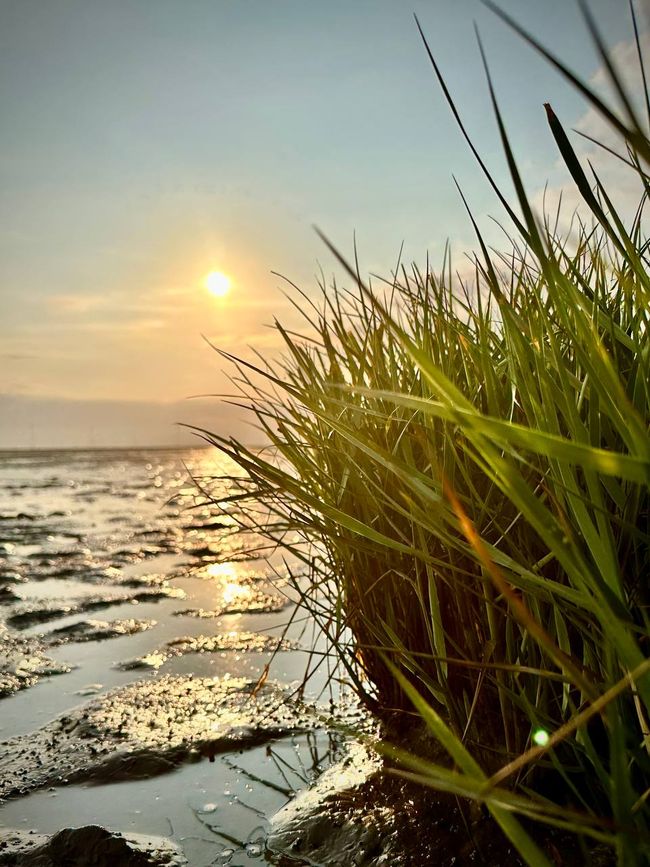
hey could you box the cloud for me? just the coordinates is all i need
[77,316,166,333]
[47,293,105,313]
[0,352,37,361]
[531,29,650,233]
[588,29,650,104]
[42,286,193,334]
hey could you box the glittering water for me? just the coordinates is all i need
[0,447,341,865]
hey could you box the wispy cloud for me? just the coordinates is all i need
[42,289,185,336]
[47,293,106,313]
[532,29,649,229]
[0,352,37,361]
[79,317,166,333]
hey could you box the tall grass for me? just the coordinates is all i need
[199,5,650,864]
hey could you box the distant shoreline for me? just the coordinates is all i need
[0,443,213,456]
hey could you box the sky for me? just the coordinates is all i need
[0,0,645,447]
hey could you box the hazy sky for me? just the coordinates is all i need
[0,0,643,446]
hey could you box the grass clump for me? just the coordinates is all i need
[199,5,650,864]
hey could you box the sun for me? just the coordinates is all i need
[204,270,231,298]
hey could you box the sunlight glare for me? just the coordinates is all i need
[205,562,253,608]
[206,563,238,582]
[222,581,252,607]
[204,270,231,298]
[533,728,550,747]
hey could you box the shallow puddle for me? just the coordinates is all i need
[0,729,344,866]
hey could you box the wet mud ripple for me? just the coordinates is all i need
[117,631,297,670]
[0,826,187,866]
[0,675,319,800]
[6,587,183,631]
[0,627,72,698]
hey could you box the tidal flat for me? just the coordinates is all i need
[0,448,538,866]
[0,448,365,866]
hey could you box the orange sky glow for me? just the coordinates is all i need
[0,0,638,446]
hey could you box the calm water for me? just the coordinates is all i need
[0,447,341,865]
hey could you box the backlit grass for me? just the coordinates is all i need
[198,4,650,864]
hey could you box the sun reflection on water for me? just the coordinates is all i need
[205,562,254,609]
[206,563,239,582]
[222,581,253,607]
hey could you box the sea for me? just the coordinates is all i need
[0,447,345,865]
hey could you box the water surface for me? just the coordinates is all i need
[0,447,339,865]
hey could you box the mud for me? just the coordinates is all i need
[183,519,230,532]
[7,601,112,630]
[117,631,298,670]
[44,618,157,645]
[268,741,523,867]
[0,674,320,800]
[0,627,72,697]
[174,594,288,619]
[0,825,187,866]
[114,572,177,589]
[7,588,183,631]
[267,739,616,867]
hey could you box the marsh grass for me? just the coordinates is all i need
[197,4,650,864]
